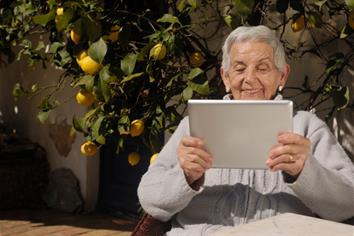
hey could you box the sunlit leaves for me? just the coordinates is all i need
[12,83,26,97]
[3,0,354,155]
[233,0,254,16]
[88,38,107,64]
[345,0,354,9]
[121,53,137,75]
[33,10,55,26]
[324,85,350,110]
[121,72,144,84]
[72,75,94,92]
[157,14,181,25]
[55,8,74,32]
[187,68,203,80]
[182,86,193,101]
[37,111,49,124]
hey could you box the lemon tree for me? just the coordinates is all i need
[1,0,353,160]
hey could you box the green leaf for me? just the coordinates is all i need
[48,0,56,9]
[55,9,74,32]
[182,86,193,101]
[233,0,255,15]
[314,0,327,9]
[98,76,111,102]
[167,73,181,87]
[325,53,345,75]
[224,15,232,27]
[121,72,144,83]
[116,137,124,154]
[58,49,72,66]
[345,0,354,9]
[121,53,137,75]
[333,86,350,110]
[37,111,49,124]
[72,75,95,92]
[48,42,64,53]
[83,17,102,42]
[305,11,322,28]
[96,135,106,145]
[187,68,203,80]
[188,0,197,8]
[340,25,353,39]
[188,80,210,95]
[12,83,26,97]
[72,115,84,132]
[92,115,105,139]
[157,14,181,25]
[84,107,99,125]
[118,115,130,135]
[99,65,111,82]
[88,38,107,64]
[35,41,45,51]
[177,0,186,11]
[33,10,55,26]
[31,84,39,93]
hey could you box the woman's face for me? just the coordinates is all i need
[221,41,290,100]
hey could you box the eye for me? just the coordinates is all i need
[234,66,245,73]
[257,64,270,72]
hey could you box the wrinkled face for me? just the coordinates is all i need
[221,41,289,100]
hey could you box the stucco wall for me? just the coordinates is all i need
[0,60,99,211]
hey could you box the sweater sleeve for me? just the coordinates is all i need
[287,112,354,222]
[137,117,202,222]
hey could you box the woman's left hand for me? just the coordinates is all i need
[266,132,311,177]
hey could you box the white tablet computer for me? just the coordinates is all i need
[188,99,293,169]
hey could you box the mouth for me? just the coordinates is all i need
[241,89,263,96]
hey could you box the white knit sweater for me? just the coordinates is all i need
[138,100,354,235]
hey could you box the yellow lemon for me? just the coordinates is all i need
[128,152,140,166]
[108,25,120,42]
[291,15,305,32]
[130,119,144,137]
[70,30,80,45]
[190,52,204,67]
[150,153,159,164]
[348,11,354,30]
[56,7,64,16]
[75,89,95,106]
[76,51,102,75]
[150,43,166,60]
[80,141,97,157]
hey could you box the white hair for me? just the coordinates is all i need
[221,25,287,73]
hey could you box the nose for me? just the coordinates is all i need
[244,68,257,84]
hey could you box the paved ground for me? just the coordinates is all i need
[0,209,137,236]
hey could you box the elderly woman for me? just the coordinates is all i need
[137,25,354,235]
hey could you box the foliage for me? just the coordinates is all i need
[0,0,353,156]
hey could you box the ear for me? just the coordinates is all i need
[279,64,290,87]
[220,68,231,92]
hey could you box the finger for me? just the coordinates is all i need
[278,132,309,146]
[181,136,205,148]
[187,146,212,162]
[270,162,299,176]
[268,144,296,160]
[267,153,296,168]
[184,161,205,176]
[185,153,211,169]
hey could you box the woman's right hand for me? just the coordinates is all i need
[178,136,213,185]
